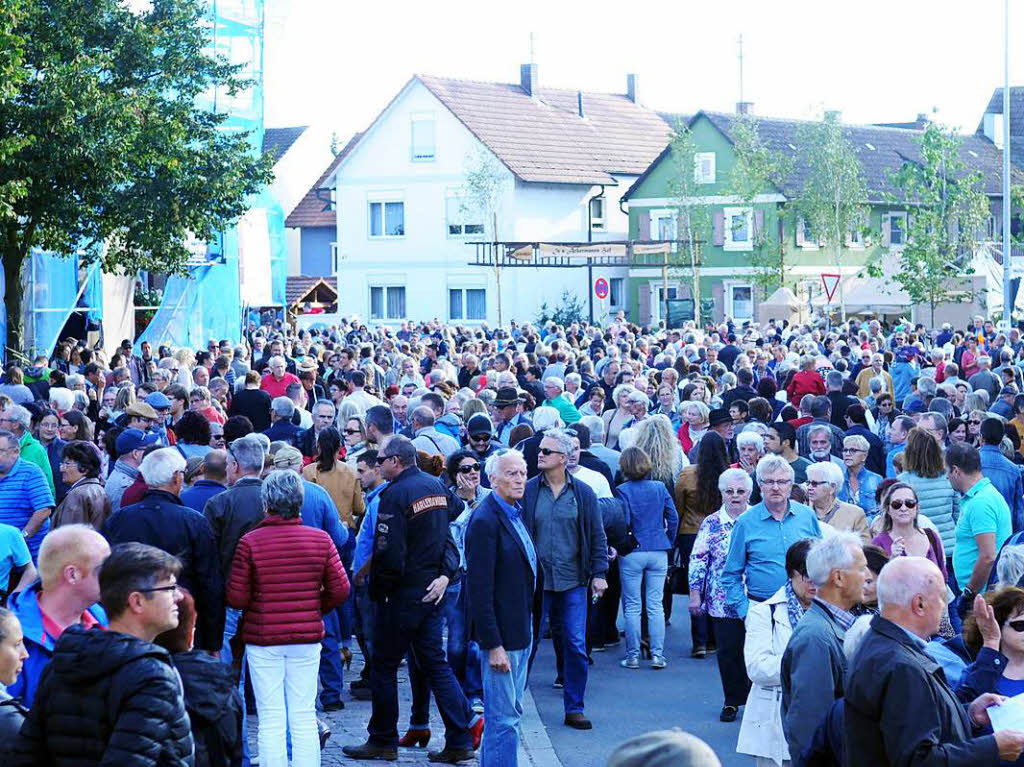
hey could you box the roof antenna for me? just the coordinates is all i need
[530,31,535,67]
[738,33,744,107]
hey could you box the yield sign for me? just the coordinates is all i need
[821,273,841,303]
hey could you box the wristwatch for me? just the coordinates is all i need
[20,529,29,540]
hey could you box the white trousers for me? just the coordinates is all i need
[246,642,321,767]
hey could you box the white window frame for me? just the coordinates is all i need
[694,152,716,185]
[609,277,624,309]
[445,188,484,239]
[589,196,606,231]
[368,284,407,321]
[797,216,820,250]
[367,190,405,239]
[650,208,677,241]
[724,280,754,321]
[410,111,436,162]
[650,282,680,323]
[723,206,754,252]
[888,211,908,246]
[448,286,487,321]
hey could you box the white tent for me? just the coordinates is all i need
[758,287,804,325]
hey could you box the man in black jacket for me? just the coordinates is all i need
[845,556,1024,765]
[104,447,224,654]
[343,435,476,763]
[466,450,536,766]
[10,543,195,766]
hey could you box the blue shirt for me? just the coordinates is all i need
[979,445,1024,533]
[493,492,537,578]
[353,481,387,577]
[0,459,55,559]
[0,522,30,591]
[839,465,883,519]
[300,479,350,552]
[885,444,906,478]
[721,500,822,618]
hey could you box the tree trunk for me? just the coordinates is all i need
[3,244,24,357]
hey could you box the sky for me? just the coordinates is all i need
[263,0,1024,145]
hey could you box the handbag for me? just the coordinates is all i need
[608,491,640,556]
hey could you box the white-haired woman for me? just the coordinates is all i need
[689,467,754,722]
[805,461,870,543]
[838,434,882,519]
[677,400,709,455]
[603,384,636,450]
[734,431,764,477]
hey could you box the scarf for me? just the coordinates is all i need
[785,580,807,627]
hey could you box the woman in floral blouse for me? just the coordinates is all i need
[689,467,753,722]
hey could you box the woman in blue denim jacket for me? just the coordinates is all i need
[615,446,680,670]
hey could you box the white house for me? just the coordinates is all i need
[328,65,674,326]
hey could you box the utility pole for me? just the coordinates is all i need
[1003,0,1013,326]
[738,34,744,106]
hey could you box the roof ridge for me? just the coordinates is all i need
[701,109,934,134]
[416,72,636,99]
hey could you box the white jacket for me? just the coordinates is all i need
[736,586,795,766]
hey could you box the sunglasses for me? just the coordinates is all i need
[343,428,362,435]
[1008,619,1024,633]
[969,419,982,425]
[376,455,396,465]
[539,447,564,456]
[889,499,918,510]
[458,464,481,474]
[469,433,491,441]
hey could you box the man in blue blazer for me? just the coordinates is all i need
[466,449,536,766]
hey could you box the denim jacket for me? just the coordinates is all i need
[839,465,883,520]
[616,479,679,551]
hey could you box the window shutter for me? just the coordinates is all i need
[638,283,652,324]
[753,210,764,240]
[795,217,806,247]
[881,214,891,247]
[907,214,914,244]
[638,211,651,240]
[712,210,725,246]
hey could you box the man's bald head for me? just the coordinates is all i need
[877,556,947,639]
[201,449,228,482]
[38,524,110,591]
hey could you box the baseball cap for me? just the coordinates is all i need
[466,413,493,437]
[145,391,172,410]
[115,428,160,456]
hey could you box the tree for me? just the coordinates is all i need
[728,115,793,291]
[886,122,990,326]
[535,290,586,327]
[796,112,868,322]
[0,0,274,351]
[664,122,712,326]
[461,146,508,325]
[0,0,26,220]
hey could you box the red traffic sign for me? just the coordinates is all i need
[821,273,841,303]
[594,277,609,300]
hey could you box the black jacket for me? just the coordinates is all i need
[172,651,243,767]
[228,388,272,432]
[104,490,224,652]
[203,477,265,581]
[844,615,999,766]
[10,626,196,766]
[517,432,546,479]
[578,450,614,488]
[465,492,535,652]
[370,465,460,602]
[0,690,26,759]
[262,418,303,448]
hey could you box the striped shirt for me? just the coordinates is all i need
[0,459,55,559]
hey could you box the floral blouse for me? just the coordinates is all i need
[688,508,740,619]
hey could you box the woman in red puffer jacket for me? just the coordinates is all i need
[785,355,826,407]
[226,469,349,767]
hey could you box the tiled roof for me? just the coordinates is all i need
[627,110,1021,202]
[262,126,308,164]
[286,276,338,308]
[975,87,1024,166]
[285,133,363,229]
[415,75,674,184]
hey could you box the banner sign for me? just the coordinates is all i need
[538,243,627,259]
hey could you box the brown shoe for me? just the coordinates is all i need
[564,713,593,730]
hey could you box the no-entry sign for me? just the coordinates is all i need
[594,277,609,299]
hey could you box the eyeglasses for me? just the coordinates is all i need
[539,447,565,456]
[343,428,362,435]
[969,419,983,425]
[722,488,748,496]
[469,433,491,441]
[889,499,918,510]
[137,584,181,595]
[842,447,866,454]
[1007,619,1024,633]
[760,479,791,487]
[376,455,396,465]
[806,479,831,487]
[458,464,481,474]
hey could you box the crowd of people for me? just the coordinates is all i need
[4,311,1024,763]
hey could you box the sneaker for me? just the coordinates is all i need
[552,678,564,689]
[691,645,707,659]
[720,705,738,723]
[619,656,640,669]
[650,655,667,670]
[471,697,484,714]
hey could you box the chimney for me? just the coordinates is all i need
[577,91,584,118]
[984,112,1004,148]
[915,113,929,127]
[626,73,640,104]
[736,101,754,116]
[520,63,538,97]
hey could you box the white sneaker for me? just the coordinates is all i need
[650,655,667,670]
[620,656,640,669]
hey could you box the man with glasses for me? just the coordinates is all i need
[299,399,337,459]
[722,454,822,622]
[10,543,196,766]
[1,405,55,496]
[523,428,607,731]
[464,413,499,488]
[0,427,54,562]
[104,448,224,653]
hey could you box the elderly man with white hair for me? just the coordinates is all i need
[542,376,582,425]
[844,557,1024,764]
[0,404,55,495]
[780,532,867,759]
[805,461,870,543]
[103,447,225,653]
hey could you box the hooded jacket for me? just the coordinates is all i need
[172,651,242,767]
[9,625,196,766]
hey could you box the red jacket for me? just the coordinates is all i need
[225,515,349,646]
[785,369,825,407]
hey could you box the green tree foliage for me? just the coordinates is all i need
[0,0,27,219]
[664,122,711,326]
[0,0,274,351]
[729,115,793,291]
[885,122,990,326]
[535,290,586,327]
[796,112,869,321]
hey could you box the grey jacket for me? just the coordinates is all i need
[0,689,27,758]
[897,471,959,553]
[780,600,847,760]
[104,460,139,515]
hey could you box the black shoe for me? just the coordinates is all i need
[321,700,345,712]
[552,678,564,689]
[341,741,398,761]
[427,747,476,763]
[352,686,372,701]
[350,678,370,690]
[720,705,738,723]
[564,713,593,730]
[691,645,707,659]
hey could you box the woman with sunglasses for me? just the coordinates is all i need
[342,414,368,468]
[897,427,959,560]
[871,481,947,580]
[870,393,898,453]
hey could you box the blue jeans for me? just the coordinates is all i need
[619,550,669,658]
[223,607,251,766]
[319,610,345,705]
[543,586,588,715]
[480,642,531,767]
[354,584,376,677]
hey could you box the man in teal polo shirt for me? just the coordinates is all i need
[542,378,582,425]
[948,443,1012,615]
